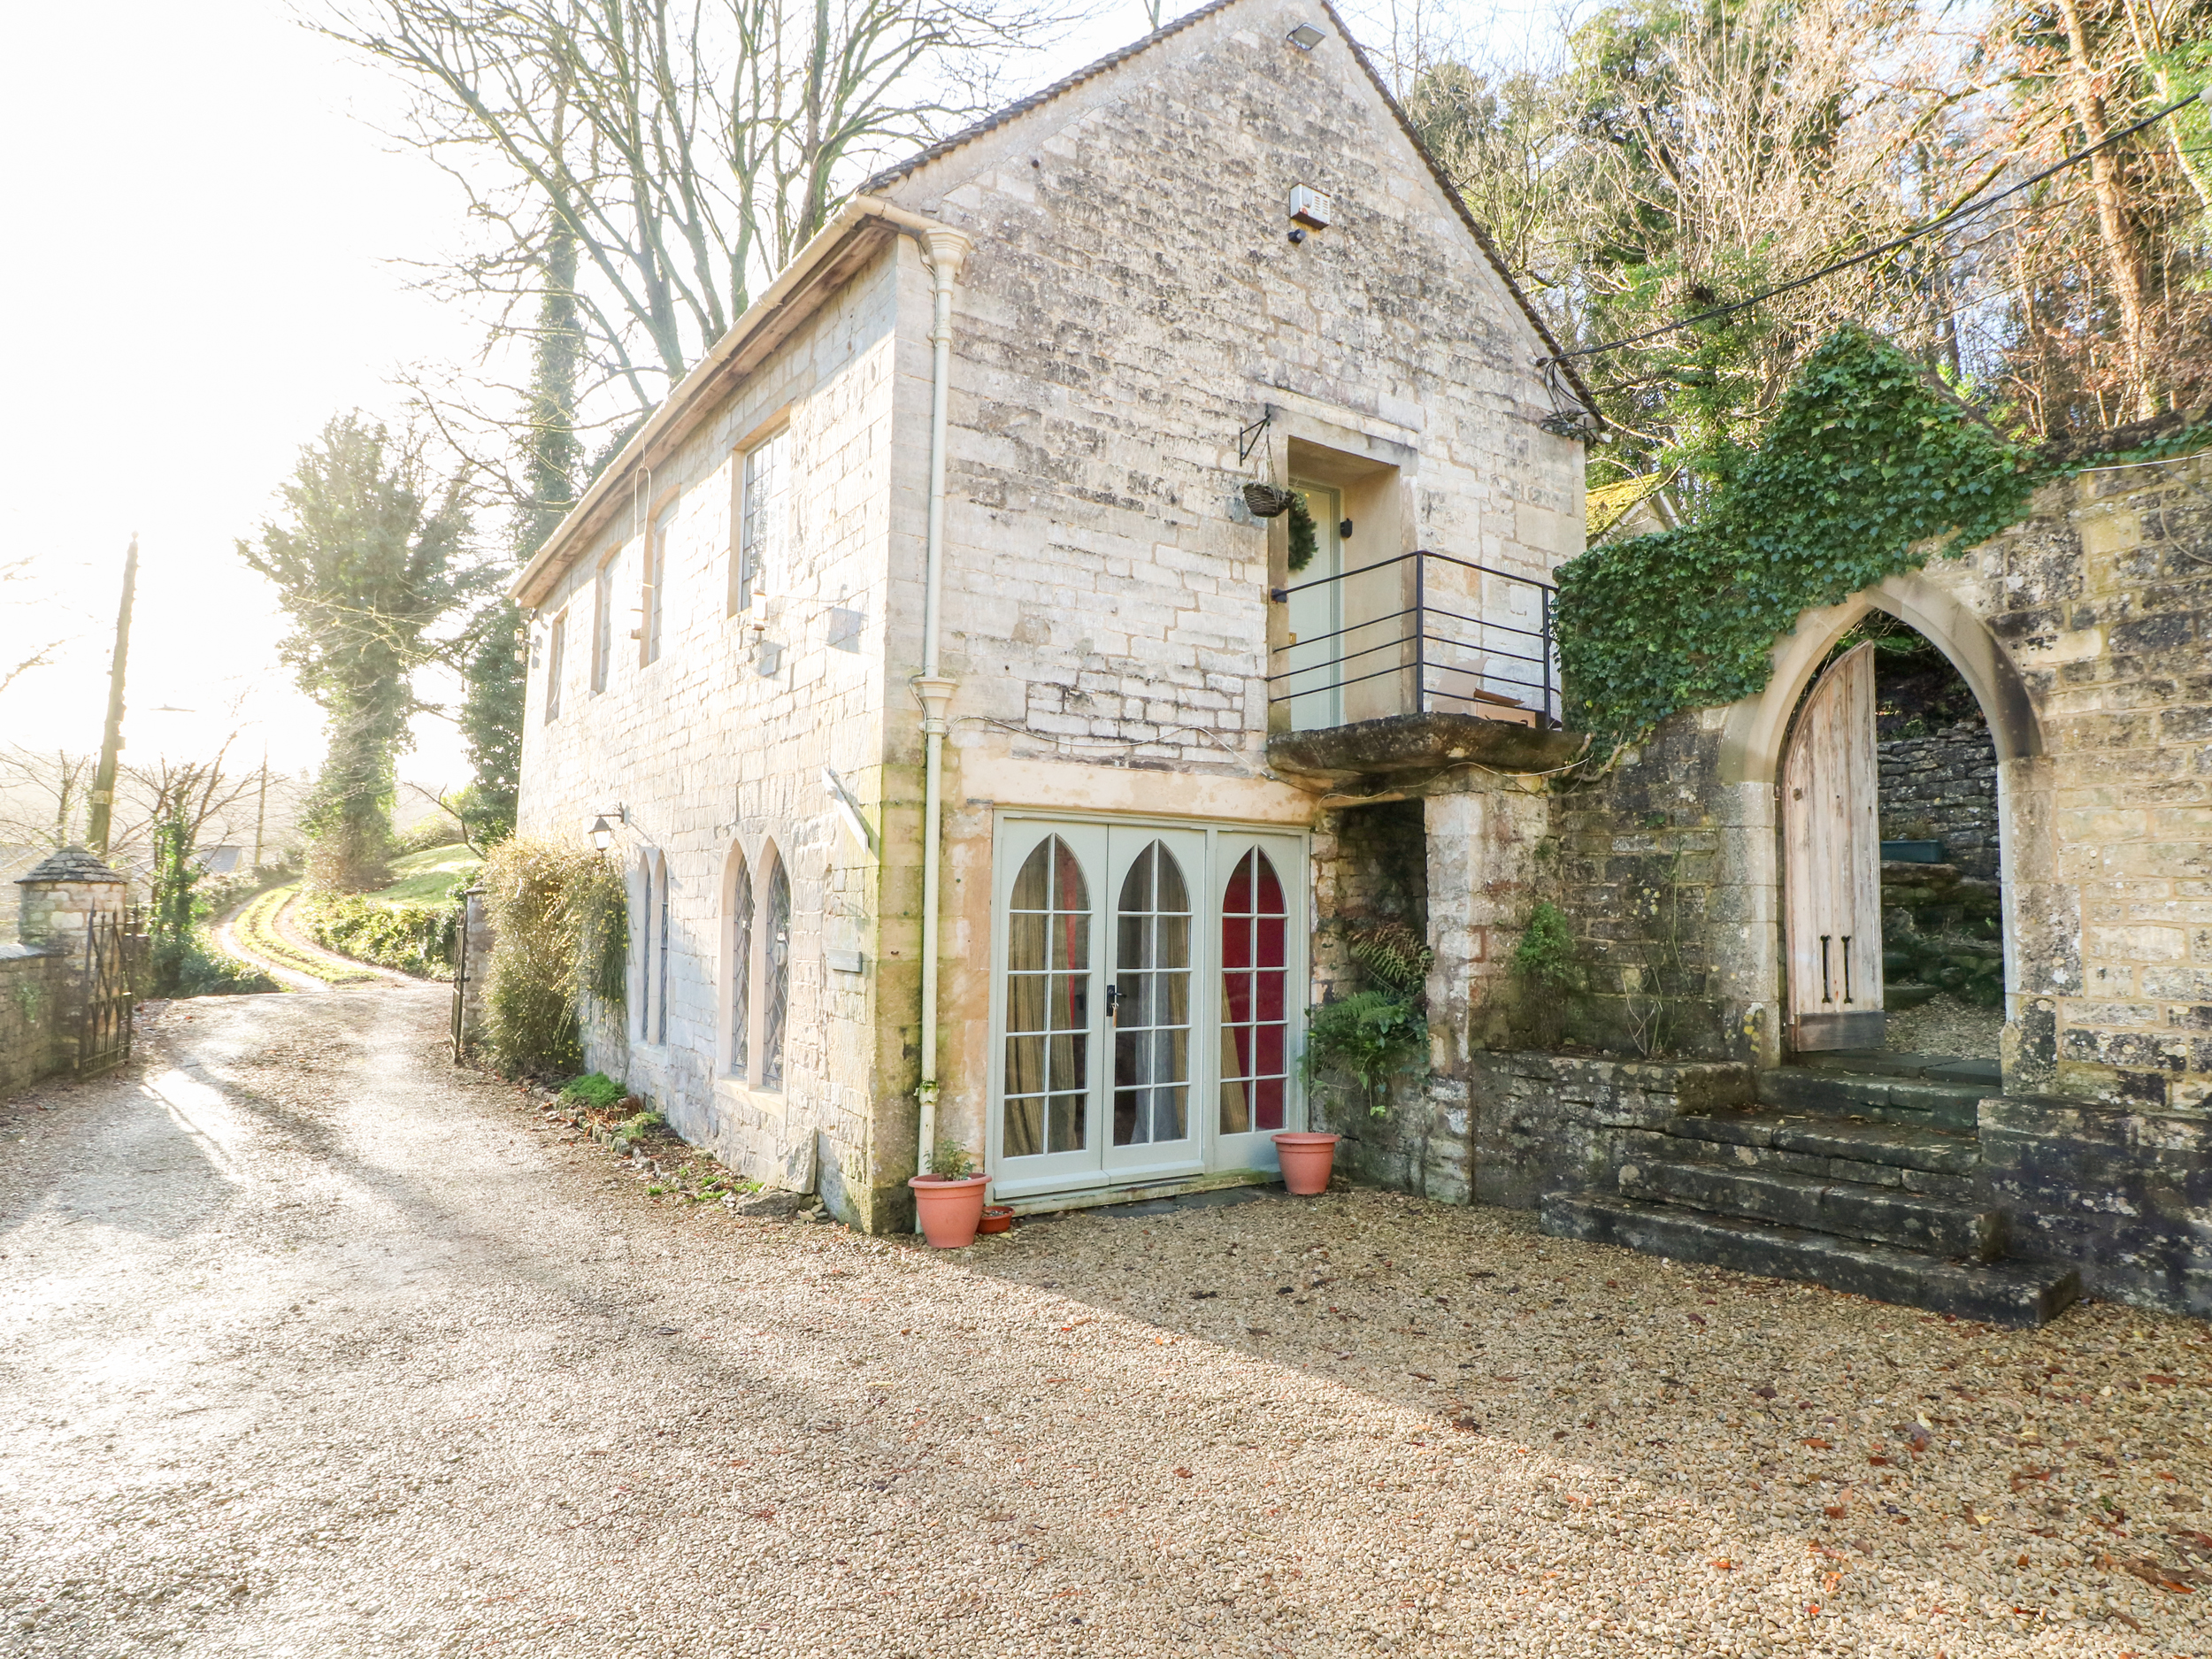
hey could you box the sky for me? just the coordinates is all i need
[0,0,1545,803]
[0,0,488,787]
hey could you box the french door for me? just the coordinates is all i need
[988,816,1308,1200]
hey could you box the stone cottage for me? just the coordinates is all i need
[510,0,1590,1231]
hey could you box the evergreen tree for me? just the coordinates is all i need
[458,227,583,846]
[241,414,472,891]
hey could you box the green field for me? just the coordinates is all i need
[372,845,482,903]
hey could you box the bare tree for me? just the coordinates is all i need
[322,0,1072,504]
[0,747,94,855]
[0,557,68,700]
[115,747,263,878]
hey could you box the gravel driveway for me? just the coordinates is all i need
[4,989,2210,1658]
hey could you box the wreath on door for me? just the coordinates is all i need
[1286,494,1318,573]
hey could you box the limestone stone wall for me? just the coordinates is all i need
[515,243,906,1226]
[1546,715,1746,1062]
[0,948,57,1097]
[1534,450,2212,1108]
[1881,861,2005,1009]
[1993,457,2212,1107]
[1978,1093,2212,1316]
[883,0,1581,789]
[1310,798,1425,1003]
[1319,1048,1752,1209]
[882,0,1584,1159]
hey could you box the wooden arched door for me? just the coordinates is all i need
[1784,641,1885,1051]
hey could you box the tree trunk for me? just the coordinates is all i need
[2054,0,2159,419]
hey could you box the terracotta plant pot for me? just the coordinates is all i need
[909,1173,990,1248]
[1271,1132,1341,1196]
[979,1204,1015,1235]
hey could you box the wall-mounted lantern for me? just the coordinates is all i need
[589,815,617,851]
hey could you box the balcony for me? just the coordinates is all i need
[1263,550,1587,783]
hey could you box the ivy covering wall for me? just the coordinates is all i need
[1554,327,2038,749]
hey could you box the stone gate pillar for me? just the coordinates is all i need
[456,884,492,1060]
[15,847,127,1075]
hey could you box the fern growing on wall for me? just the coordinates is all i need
[1308,921,1433,1117]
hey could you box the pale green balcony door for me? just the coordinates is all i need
[1284,483,1342,731]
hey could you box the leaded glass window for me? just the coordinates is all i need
[1219,849,1289,1133]
[729,856,753,1077]
[761,859,791,1087]
[733,429,787,614]
[1003,835,1091,1157]
[1112,841,1190,1146]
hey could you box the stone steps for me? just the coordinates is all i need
[1541,1193,2079,1327]
[1646,1105,1982,1192]
[1616,1157,2001,1259]
[1539,1064,2078,1326]
[1755,1066,1986,1131]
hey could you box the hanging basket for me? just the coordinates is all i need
[1242,482,1294,518]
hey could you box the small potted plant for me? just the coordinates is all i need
[908,1138,989,1248]
[1282,926,1432,1194]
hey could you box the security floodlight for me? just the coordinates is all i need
[589,815,616,851]
[1286,21,1325,48]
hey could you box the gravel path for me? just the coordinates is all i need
[1886,995,2006,1059]
[4,989,2209,1658]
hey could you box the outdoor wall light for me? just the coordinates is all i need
[1286,21,1325,48]
[588,815,617,851]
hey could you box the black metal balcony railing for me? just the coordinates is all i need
[1266,549,1561,729]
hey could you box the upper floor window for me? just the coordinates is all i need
[544,610,566,722]
[732,427,788,615]
[590,552,616,694]
[641,499,675,666]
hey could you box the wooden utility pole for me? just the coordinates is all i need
[252,748,268,872]
[87,537,139,856]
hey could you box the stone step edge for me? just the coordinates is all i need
[1657,1114,1980,1174]
[1617,1159,2001,1261]
[1538,1192,2080,1329]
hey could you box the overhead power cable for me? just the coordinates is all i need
[1538,90,2203,369]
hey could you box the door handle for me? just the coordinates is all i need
[1104,985,1121,1020]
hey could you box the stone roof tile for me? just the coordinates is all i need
[17,847,126,885]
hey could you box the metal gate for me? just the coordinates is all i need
[450,887,476,1064]
[80,910,134,1077]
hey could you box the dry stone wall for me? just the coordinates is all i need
[1878,718,2001,879]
